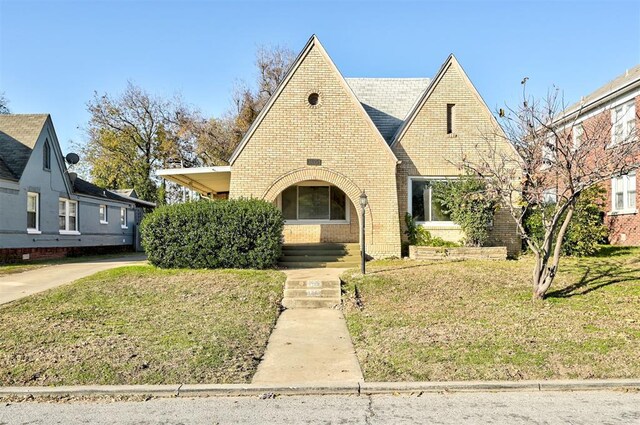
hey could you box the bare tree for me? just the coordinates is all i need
[465,82,640,300]
[226,45,295,148]
[83,82,197,203]
[0,92,10,114]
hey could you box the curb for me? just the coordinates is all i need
[1,379,639,399]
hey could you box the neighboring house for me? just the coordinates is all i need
[158,35,520,258]
[0,114,155,263]
[553,65,640,245]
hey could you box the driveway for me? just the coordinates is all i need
[0,254,147,305]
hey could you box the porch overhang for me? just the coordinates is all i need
[156,166,231,196]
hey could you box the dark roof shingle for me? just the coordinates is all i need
[0,114,49,180]
[346,78,430,143]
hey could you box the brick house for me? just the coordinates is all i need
[552,65,640,245]
[159,35,520,259]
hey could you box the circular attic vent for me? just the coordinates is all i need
[307,92,320,106]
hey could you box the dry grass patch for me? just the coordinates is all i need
[0,265,285,386]
[343,247,640,382]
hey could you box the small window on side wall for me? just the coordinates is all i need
[43,140,51,171]
[27,192,40,233]
[99,204,108,224]
[446,104,455,134]
[120,207,128,228]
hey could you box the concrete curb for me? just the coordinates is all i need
[1,379,639,398]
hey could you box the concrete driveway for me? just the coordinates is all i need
[0,254,147,305]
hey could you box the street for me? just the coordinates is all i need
[2,390,640,424]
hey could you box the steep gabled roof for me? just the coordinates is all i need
[390,54,505,147]
[0,156,17,181]
[346,78,430,143]
[229,35,398,165]
[0,114,48,180]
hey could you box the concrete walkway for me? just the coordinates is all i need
[0,254,147,305]
[252,268,364,385]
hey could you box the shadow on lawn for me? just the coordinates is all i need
[547,260,640,298]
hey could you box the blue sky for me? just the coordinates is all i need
[1,0,639,153]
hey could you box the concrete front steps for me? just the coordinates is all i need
[279,243,360,269]
[282,278,342,309]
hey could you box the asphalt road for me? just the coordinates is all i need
[2,391,640,424]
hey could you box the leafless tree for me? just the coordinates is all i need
[465,82,640,300]
[83,82,197,202]
[0,92,10,114]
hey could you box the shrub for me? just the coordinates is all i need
[141,199,284,269]
[432,176,499,247]
[404,213,459,248]
[523,185,608,257]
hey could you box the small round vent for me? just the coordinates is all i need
[307,93,320,106]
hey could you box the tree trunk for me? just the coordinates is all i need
[531,204,575,300]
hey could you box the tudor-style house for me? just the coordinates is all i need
[0,114,155,263]
[158,35,520,259]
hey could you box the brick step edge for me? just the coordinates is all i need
[2,379,640,398]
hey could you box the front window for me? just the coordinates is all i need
[59,198,78,233]
[612,172,636,213]
[280,184,348,222]
[27,192,39,232]
[410,178,452,223]
[612,101,636,145]
[120,207,128,228]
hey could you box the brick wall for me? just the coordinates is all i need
[283,201,359,243]
[229,41,402,258]
[0,245,134,264]
[392,58,521,256]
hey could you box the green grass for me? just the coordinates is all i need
[0,265,285,386]
[342,246,640,382]
[0,252,143,276]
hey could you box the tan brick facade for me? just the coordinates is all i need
[229,40,402,258]
[228,37,520,258]
[392,58,521,256]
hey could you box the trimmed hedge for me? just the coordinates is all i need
[141,199,284,269]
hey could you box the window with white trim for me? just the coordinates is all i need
[409,178,453,224]
[58,198,78,233]
[612,172,636,213]
[279,184,348,222]
[612,101,636,145]
[99,204,108,224]
[120,207,128,228]
[573,124,583,150]
[27,192,40,233]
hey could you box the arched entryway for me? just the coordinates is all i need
[263,168,373,246]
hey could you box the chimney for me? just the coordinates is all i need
[68,172,77,185]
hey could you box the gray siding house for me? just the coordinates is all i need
[0,114,154,263]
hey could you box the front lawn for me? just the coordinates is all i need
[0,265,285,386]
[342,247,640,382]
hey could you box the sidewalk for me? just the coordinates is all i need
[0,254,147,305]
[251,268,364,385]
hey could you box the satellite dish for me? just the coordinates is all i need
[65,153,80,165]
